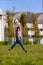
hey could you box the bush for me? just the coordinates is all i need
[0,41,4,45]
[24,41,32,45]
[0,41,8,45]
[4,41,8,45]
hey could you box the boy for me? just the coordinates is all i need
[9,26,27,53]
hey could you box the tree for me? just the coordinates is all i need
[20,12,27,27]
[32,13,41,43]
[20,12,28,44]
[6,11,15,37]
[20,12,28,37]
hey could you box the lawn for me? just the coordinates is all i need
[0,44,43,65]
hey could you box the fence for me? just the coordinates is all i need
[4,37,42,45]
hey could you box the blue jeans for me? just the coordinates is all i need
[11,39,26,52]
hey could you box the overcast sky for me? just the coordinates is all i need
[0,0,42,13]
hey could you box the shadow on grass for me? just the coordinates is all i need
[21,61,35,65]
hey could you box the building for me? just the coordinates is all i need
[0,9,43,44]
[26,14,43,44]
[37,14,43,44]
[0,9,7,41]
[13,12,43,44]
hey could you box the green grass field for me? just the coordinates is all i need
[0,44,43,65]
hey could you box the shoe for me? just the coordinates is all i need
[25,50,27,53]
[8,49,11,51]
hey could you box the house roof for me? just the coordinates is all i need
[37,14,43,24]
[13,12,42,24]
[0,9,6,15]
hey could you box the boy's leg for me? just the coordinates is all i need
[9,41,17,50]
[19,40,27,53]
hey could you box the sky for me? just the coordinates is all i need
[0,0,42,13]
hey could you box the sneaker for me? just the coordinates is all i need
[8,49,11,51]
[25,50,27,53]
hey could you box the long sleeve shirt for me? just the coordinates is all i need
[16,29,22,40]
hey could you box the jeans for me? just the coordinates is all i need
[11,39,26,52]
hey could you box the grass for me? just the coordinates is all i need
[0,44,43,65]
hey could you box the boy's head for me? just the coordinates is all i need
[17,27,20,31]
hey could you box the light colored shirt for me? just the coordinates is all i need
[17,30,22,40]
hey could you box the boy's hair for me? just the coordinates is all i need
[17,27,20,30]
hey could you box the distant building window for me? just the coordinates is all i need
[32,35,35,38]
[41,36,43,38]
[40,29,43,31]
[0,15,2,19]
